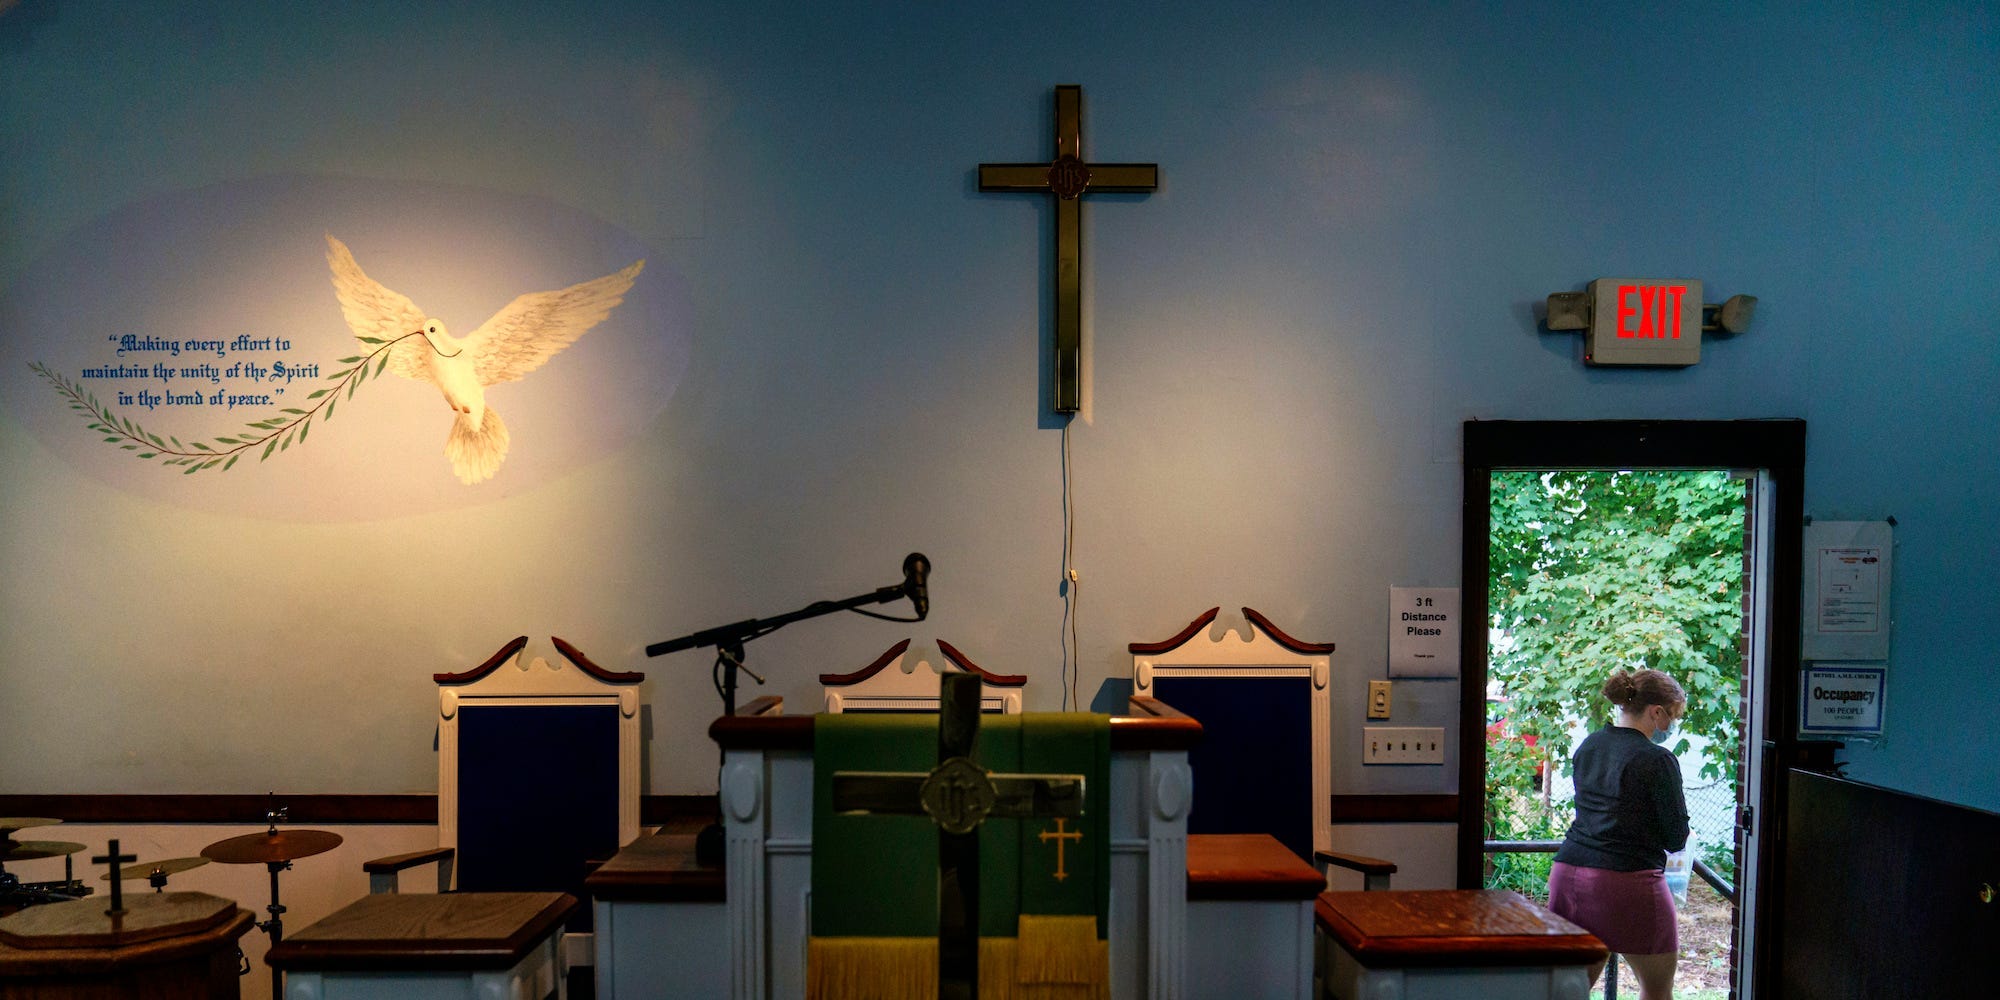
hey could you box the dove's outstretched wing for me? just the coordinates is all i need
[325,234,438,384]
[467,259,645,386]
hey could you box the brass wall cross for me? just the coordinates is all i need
[980,85,1159,414]
[830,673,1085,999]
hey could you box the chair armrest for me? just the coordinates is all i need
[363,846,456,894]
[1314,849,1397,891]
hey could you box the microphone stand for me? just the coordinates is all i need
[646,559,926,864]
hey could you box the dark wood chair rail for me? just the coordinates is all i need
[362,846,456,875]
[1315,849,1398,877]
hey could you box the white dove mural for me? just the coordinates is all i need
[325,234,644,483]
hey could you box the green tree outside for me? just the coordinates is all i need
[1485,469,1747,892]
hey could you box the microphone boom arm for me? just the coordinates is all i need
[643,554,925,870]
[643,582,911,659]
[645,554,927,717]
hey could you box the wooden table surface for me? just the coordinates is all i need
[265,891,577,971]
[0,892,237,950]
[585,833,724,902]
[1185,833,1325,901]
[1315,889,1606,968]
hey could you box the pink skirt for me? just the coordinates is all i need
[1546,861,1677,955]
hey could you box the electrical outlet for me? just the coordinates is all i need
[1363,726,1445,764]
[1367,680,1392,719]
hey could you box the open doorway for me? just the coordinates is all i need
[1458,421,1806,1000]
[1482,468,1750,999]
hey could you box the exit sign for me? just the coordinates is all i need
[1585,278,1703,366]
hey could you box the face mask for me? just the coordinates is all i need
[1650,712,1678,744]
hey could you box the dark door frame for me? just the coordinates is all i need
[1457,418,1808,1000]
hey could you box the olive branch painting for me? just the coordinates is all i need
[32,235,644,484]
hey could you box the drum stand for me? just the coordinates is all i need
[257,858,292,1000]
[200,802,343,1000]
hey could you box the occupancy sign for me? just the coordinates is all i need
[1389,586,1458,678]
[1800,666,1885,737]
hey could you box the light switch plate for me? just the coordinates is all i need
[1367,680,1392,719]
[1364,726,1445,764]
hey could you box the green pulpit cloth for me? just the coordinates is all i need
[810,711,1112,999]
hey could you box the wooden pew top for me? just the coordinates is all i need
[265,892,576,971]
[1186,834,1324,900]
[1315,889,1606,968]
[585,833,725,902]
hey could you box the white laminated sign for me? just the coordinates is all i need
[1388,586,1458,678]
[1803,520,1893,661]
[1800,666,1885,738]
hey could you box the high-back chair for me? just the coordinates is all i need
[365,636,643,963]
[1130,607,1333,865]
[819,638,1026,714]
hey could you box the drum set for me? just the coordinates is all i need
[1,805,344,996]
[0,817,92,910]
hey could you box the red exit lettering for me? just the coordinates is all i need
[1616,284,1688,339]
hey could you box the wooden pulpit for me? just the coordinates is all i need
[0,892,255,999]
[818,672,1090,999]
[678,693,1200,999]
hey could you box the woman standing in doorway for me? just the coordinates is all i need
[1547,668,1691,1000]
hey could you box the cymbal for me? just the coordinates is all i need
[200,829,343,865]
[0,817,61,835]
[101,856,211,881]
[0,840,88,862]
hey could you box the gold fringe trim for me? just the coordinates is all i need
[982,938,1018,1000]
[1015,914,1106,987]
[808,925,1105,1000]
[808,938,931,1000]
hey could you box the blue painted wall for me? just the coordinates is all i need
[1,1,1993,812]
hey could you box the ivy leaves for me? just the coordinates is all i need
[1489,470,1748,782]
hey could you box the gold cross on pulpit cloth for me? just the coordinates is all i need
[830,672,1086,1000]
[1038,818,1082,882]
[979,84,1159,415]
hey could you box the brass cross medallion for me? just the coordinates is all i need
[979,85,1159,414]
[830,673,1086,1000]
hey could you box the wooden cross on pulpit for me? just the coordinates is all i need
[91,839,137,917]
[980,84,1159,414]
[830,673,1085,1000]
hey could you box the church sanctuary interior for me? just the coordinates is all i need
[4,2,1997,999]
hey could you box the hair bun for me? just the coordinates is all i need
[1600,670,1638,704]
[1600,668,1687,711]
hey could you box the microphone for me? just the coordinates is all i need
[902,552,930,620]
